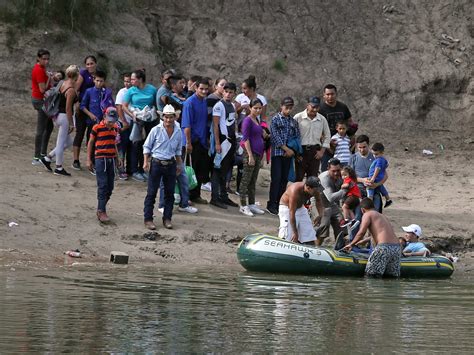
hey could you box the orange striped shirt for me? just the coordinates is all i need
[91,121,118,159]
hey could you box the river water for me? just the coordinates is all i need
[1,266,473,353]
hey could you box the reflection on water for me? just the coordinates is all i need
[0,267,473,353]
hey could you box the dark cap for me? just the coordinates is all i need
[308,96,321,106]
[104,107,118,122]
[280,96,294,106]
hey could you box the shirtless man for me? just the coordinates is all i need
[278,176,324,245]
[343,198,401,277]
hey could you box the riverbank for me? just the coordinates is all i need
[1,103,473,273]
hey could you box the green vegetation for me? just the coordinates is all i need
[273,58,287,73]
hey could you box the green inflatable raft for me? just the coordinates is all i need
[237,233,454,278]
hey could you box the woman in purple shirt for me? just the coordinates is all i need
[72,55,97,170]
[239,98,269,217]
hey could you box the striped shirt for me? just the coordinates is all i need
[91,121,118,159]
[331,133,351,163]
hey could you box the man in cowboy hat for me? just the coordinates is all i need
[143,104,183,230]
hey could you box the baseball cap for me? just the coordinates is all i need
[104,107,118,122]
[402,224,422,237]
[280,96,294,106]
[308,96,321,106]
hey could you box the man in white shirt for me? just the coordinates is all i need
[294,96,331,181]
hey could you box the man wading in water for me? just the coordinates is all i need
[343,198,401,277]
[278,177,324,245]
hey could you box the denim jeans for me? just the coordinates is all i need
[267,155,291,211]
[211,142,235,202]
[319,149,334,173]
[95,158,115,212]
[144,160,177,222]
[32,98,53,158]
[159,162,189,208]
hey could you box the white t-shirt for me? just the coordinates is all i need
[212,100,236,138]
[234,93,267,107]
[115,87,133,124]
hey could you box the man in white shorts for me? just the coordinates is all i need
[278,177,324,245]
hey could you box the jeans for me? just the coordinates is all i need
[320,149,334,173]
[189,140,211,200]
[159,162,189,208]
[211,141,236,202]
[95,158,115,212]
[144,160,177,222]
[267,155,291,210]
[118,126,132,174]
[32,98,53,158]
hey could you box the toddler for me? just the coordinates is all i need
[340,166,361,227]
[366,142,392,208]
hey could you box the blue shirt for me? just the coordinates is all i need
[124,84,157,110]
[404,242,429,254]
[80,86,114,125]
[143,122,182,160]
[369,156,389,183]
[181,93,208,148]
[156,84,172,111]
[270,113,300,157]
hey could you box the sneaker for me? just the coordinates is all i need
[132,172,146,182]
[340,219,351,228]
[240,205,254,217]
[54,168,71,176]
[266,207,278,216]
[226,187,235,194]
[201,182,212,192]
[384,200,393,208]
[191,197,208,205]
[349,220,360,232]
[89,167,96,176]
[178,206,198,214]
[249,204,265,215]
[72,160,81,170]
[141,172,149,181]
[158,207,164,214]
[223,198,238,207]
[40,157,52,172]
[32,157,42,166]
[210,199,228,209]
[119,172,128,180]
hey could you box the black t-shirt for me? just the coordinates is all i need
[319,101,352,136]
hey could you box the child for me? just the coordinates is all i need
[330,121,351,166]
[401,224,431,257]
[366,142,392,207]
[340,166,362,226]
[78,69,114,172]
[86,107,121,223]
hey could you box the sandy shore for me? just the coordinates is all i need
[1,103,473,273]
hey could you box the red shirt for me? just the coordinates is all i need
[31,63,48,100]
[344,177,361,198]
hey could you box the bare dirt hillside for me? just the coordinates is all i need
[0,1,473,270]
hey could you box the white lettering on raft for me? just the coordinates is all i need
[249,239,333,262]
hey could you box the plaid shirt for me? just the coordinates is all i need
[270,113,300,157]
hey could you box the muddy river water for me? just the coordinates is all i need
[1,266,473,353]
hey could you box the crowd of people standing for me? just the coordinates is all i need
[31,49,396,243]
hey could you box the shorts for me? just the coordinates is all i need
[278,205,316,243]
[365,243,401,277]
[343,195,360,210]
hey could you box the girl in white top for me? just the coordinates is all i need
[234,75,268,125]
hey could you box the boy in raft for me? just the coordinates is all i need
[343,198,401,277]
[278,176,324,245]
[401,224,431,257]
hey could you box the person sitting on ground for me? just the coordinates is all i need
[340,166,361,227]
[367,142,392,208]
[278,176,324,245]
[86,107,121,223]
[343,198,401,277]
[401,224,431,257]
[330,121,352,167]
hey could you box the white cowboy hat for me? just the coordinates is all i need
[158,104,181,117]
